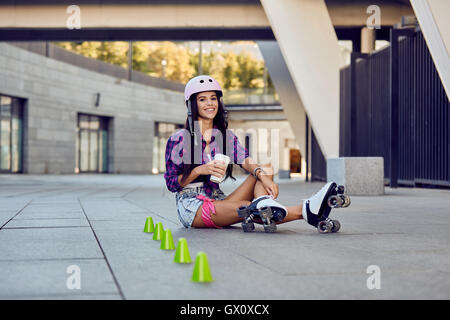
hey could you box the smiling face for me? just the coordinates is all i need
[196,91,219,121]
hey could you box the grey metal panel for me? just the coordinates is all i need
[340,29,450,188]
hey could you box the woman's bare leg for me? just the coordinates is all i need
[190,172,261,228]
[253,164,274,198]
[191,199,251,228]
[191,164,303,228]
[191,200,303,228]
[224,164,275,202]
[224,174,257,202]
[253,179,269,198]
[280,205,303,223]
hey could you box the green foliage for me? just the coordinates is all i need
[56,41,129,67]
[54,41,273,91]
[145,41,195,83]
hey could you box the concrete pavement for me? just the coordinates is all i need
[0,174,449,299]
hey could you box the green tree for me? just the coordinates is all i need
[54,41,269,90]
[146,41,195,83]
[222,52,240,89]
[132,42,152,73]
[56,41,128,67]
[235,51,264,88]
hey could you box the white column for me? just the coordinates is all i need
[410,0,450,99]
[260,0,345,158]
[257,41,306,167]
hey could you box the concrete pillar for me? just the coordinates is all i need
[327,157,385,195]
[260,0,345,159]
[257,41,307,172]
[361,27,376,53]
[410,0,450,99]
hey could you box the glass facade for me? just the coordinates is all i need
[152,122,183,174]
[0,95,23,173]
[76,113,109,173]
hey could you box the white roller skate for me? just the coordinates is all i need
[302,182,350,234]
[237,195,288,233]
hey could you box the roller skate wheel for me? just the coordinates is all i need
[259,207,273,220]
[339,195,347,206]
[342,195,351,208]
[237,206,249,218]
[263,220,277,233]
[242,222,255,232]
[272,211,285,222]
[327,195,343,208]
[331,220,341,233]
[318,220,332,234]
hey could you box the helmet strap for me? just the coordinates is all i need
[219,96,228,127]
[186,100,194,137]
[220,96,228,157]
[186,100,195,165]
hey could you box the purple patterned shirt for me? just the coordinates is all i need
[164,126,249,197]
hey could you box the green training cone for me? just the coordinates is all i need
[174,238,191,263]
[160,228,175,250]
[152,222,164,241]
[143,217,155,233]
[191,252,214,283]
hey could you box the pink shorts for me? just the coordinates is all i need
[196,194,222,229]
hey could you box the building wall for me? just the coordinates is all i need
[0,43,186,174]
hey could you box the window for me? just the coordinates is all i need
[0,95,24,173]
[76,113,109,173]
[152,122,183,174]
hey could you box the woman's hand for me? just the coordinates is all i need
[194,160,227,179]
[259,174,279,199]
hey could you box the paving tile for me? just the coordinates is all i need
[0,259,119,298]
[4,218,90,228]
[0,227,103,261]
[0,174,449,299]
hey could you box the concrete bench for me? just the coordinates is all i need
[327,157,384,195]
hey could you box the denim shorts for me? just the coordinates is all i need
[176,187,227,228]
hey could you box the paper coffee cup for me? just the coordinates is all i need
[210,153,230,183]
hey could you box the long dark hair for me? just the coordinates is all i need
[180,91,236,184]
